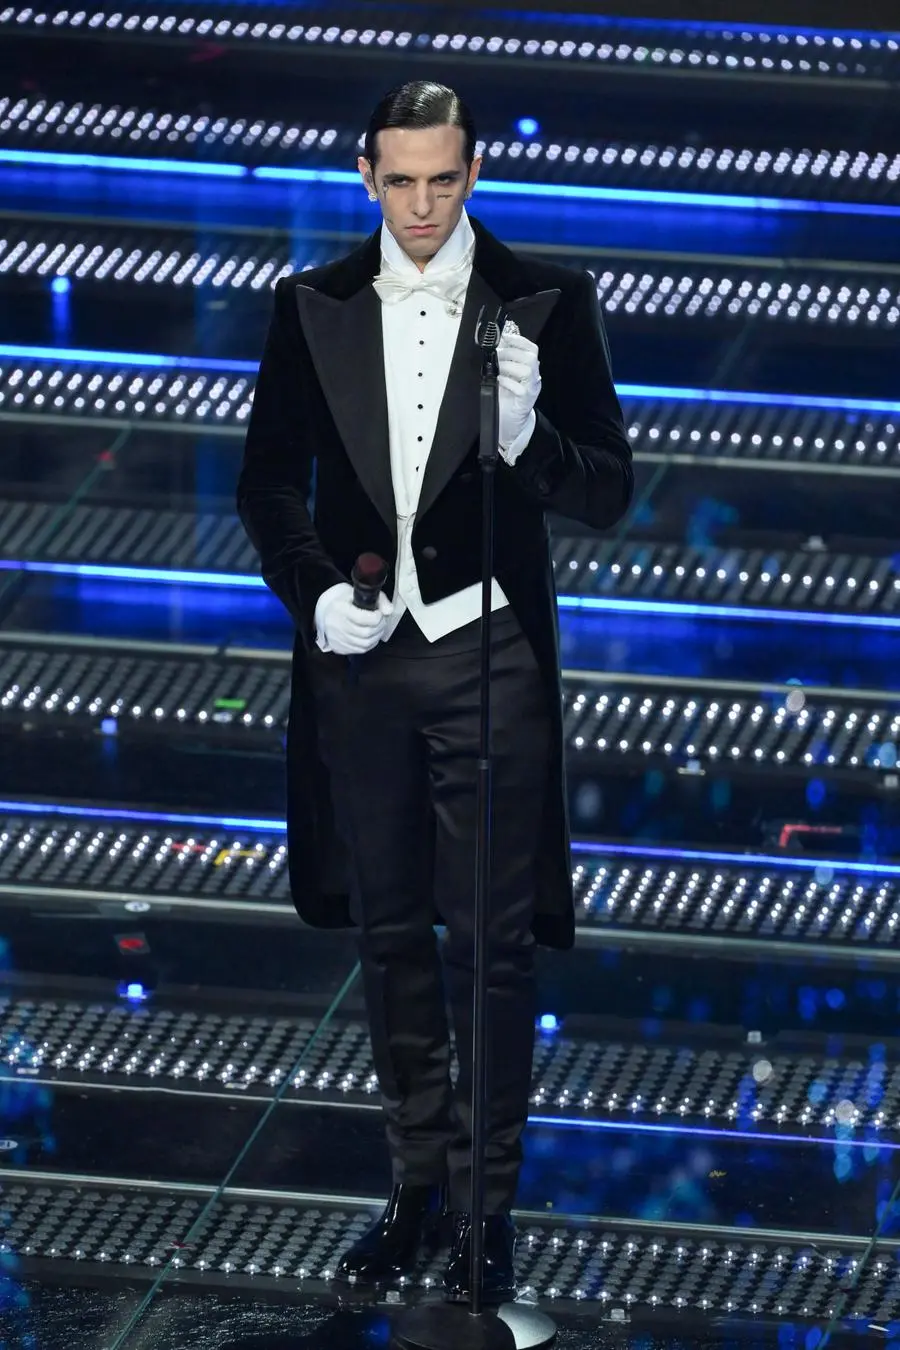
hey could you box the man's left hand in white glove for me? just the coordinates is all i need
[497,328,541,464]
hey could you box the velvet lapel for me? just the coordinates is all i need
[294,278,396,538]
[415,267,498,522]
[416,282,562,521]
[291,217,562,535]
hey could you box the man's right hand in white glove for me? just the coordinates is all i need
[314,582,393,655]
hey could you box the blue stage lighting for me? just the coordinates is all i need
[2,558,899,633]
[516,117,540,137]
[538,1014,560,1032]
[2,801,899,878]
[119,982,148,1002]
[50,276,71,296]
[4,148,900,218]
[0,342,255,373]
[0,148,246,177]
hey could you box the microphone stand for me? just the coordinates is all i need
[393,322,556,1350]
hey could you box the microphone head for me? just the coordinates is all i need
[475,303,506,351]
[352,552,388,588]
[481,320,501,349]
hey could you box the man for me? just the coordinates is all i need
[237,80,632,1302]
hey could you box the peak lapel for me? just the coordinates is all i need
[416,282,562,522]
[294,281,396,538]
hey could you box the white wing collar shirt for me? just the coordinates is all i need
[315,209,534,651]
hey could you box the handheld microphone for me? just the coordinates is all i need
[475,303,507,352]
[351,552,388,610]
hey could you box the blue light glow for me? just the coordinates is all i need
[0,800,285,831]
[2,560,897,632]
[253,166,900,218]
[528,1115,898,1150]
[2,800,898,881]
[50,277,71,296]
[570,839,900,878]
[516,117,540,137]
[4,344,898,418]
[516,12,898,40]
[556,597,900,631]
[122,983,148,1002]
[5,147,899,218]
[0,149,247,178]
[0,560,264,588]
[0,343,255,373]
[538,1014,560,1032]
[617,383,900,416]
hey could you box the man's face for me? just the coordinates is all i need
[358,124,481,270]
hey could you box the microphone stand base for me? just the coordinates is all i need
[392,1301,556,1349]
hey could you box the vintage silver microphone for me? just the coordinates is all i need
[475,303,505,393]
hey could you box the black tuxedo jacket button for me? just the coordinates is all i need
[421,546,438,561]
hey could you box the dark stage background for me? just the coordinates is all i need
[0,4,899,1347]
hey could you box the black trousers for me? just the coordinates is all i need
[309,605,550,1213]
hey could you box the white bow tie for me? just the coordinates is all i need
[372,252,472,316]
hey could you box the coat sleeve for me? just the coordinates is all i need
[236,278,347,641]
[506,270,633,529]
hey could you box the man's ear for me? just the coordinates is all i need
[358,155,377,201]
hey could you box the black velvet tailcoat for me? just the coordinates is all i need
[236,216,633,950]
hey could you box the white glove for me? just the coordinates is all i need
[315,582,393,655]
[497,328,541,460]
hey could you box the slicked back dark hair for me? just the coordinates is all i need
[363,81,477,169]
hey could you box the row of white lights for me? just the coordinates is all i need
[4,830,893,901]
[593,270,900,326]
[1,826,289,876]
[1,94,897,188]
[0,364,254,423]
[0,237,296,290]
[14,673,900,766]
[533,1059,884,1119]
[558,556,900,609]
[3,677,274,725]
[0,9,894,73]
[576,863,899,934]
[1,363,898,465]
[11,1223,861,1302]
[567,691,900,767]
[627,422,899,464]
[1,983,890,1121]
[12,679,900,766]
[498,144,899,184]
[3,233,899,330]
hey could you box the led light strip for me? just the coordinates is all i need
[0,991,894,1139]
[1,346,899,476]
[0,344,256,426]
[3,227,899,331]
[0,6,895,80]
[2,635,897,769]
[6,810,900,967]
[566,687,900,771]
[2,799,899,876]
[0,479,899,623]
[3,559,897,630]
[2,146,899,217]
[0,1184,882,1312]
[1,92,898,201]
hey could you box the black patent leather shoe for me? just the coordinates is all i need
[335,1183,447,1283]
[444,1211,517,1303]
